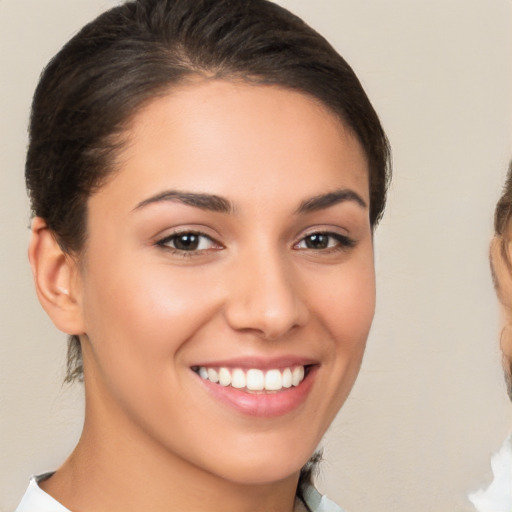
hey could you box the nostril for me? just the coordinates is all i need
[223,258,309,338]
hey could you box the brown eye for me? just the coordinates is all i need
[296,232,355,251]
[304,233,330,249]
[173,233,201,251]
[157,232,218,252]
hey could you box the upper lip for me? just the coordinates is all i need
[191,356,318,370]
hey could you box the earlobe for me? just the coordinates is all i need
[28,217,85,335]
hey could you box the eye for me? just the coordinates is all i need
[295,232,355,251]
[156,231,220,252]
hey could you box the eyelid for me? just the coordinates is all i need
[293,227,356,251]
[154,228,224,253]
[152,223,221,244]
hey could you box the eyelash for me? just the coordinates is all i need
[155,231,222,256]
[294,232,356,252]
[155,230,355,256]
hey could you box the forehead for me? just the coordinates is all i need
[97,80,370,211]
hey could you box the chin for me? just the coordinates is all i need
[203,444,312,486]
[222,461,304,487]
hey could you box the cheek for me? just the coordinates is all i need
[78,257,225,431]
[314,250,375,396]
[80,250,221,368]
[314,253,376,348]
[297,253,375,439]
[501,324,512,359]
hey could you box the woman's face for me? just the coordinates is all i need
[77,81,375,485]
[490,238,512,398]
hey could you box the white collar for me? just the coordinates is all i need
[16,474,344,512]
[15,473,69,512]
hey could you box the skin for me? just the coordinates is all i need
[30,80,375,512]
[490,238,512,399]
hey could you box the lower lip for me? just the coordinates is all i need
[195,367,317,418]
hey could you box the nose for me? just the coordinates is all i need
[223,248,309,340]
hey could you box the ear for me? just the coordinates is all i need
[490,237,512,303]
[28,217,86,335]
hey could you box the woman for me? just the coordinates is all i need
[16,0,390,510]
[470,161,512,512]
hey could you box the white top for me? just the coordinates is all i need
[15,474,344,512]
[468,435,512,512]
[15,474,68,512]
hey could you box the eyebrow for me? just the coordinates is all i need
[295,189,367,214]
[133,190,234,214]
[133,187,366,216]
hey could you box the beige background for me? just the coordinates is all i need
[1,1,511,511]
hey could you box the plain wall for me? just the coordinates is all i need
[1,1,511,511]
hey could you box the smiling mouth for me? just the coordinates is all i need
[192,365,310,393]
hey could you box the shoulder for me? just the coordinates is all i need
[15,474,70,512]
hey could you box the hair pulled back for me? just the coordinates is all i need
[26,0,390,397]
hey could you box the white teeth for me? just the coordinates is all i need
[264,369,282,391]
[246,369,264,391]
[292,366,304,387]
[218,367,231,386]
[197,365,307,391]
[282,368,292,388]
[207,368,219,383]
[231,368,246,389]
